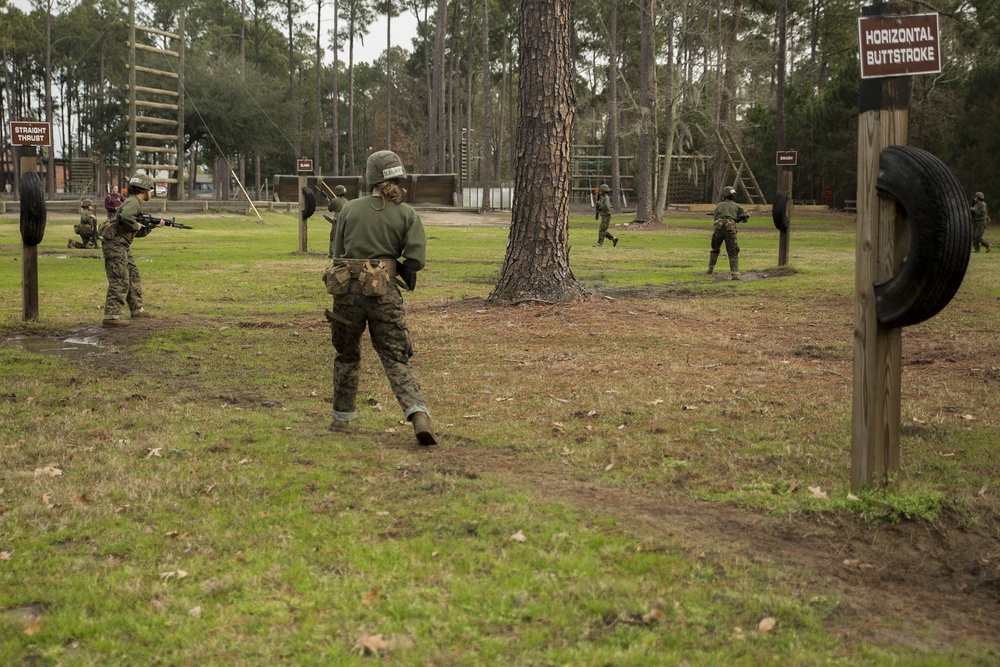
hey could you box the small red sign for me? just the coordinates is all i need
[296,159,313,173]
[776,150,798,166]
[858,13,941,79]
[10,121,51,146]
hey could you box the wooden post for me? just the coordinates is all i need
[297,174,307,253]
[851,2,912,491]
[22,246,39,322]
[778,168,792,266]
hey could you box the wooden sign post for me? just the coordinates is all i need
[11,122,51,323]
[776,151,796,267]
[852,2,934,489]
[296,159,313,253]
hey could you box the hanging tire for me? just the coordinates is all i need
[301,187,316,219]
[873,145,971,328]
[19,172,47,247]
[772,190,791,231]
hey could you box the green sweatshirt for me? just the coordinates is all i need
[333,195,427,271]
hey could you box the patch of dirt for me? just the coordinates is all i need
[433,443,1000,654]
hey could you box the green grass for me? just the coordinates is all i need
[1,210,999,664]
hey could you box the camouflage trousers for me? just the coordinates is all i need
[597,214,617,245]
[70,231,99,249]
[710,221,740,271]
[973,221,991,251]
[102,238,143,319]
[329,280,429,422]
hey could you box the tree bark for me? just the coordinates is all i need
[608,0,620,212]
[632,0,658,224]
[432,0,448,171]
[488,0,587,305]
[479,0,493,213]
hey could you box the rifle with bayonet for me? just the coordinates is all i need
[395,260,417,291]
[135,213,193,229]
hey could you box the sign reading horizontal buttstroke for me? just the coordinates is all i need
[858,13,941,79]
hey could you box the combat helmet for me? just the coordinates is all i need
[722,186,737,200]
[129,173,155,192]
[334,184,347,195]
[366,150,406,188]
[599,184,610,193]
[975,191,985,201]
[81,198,94,208]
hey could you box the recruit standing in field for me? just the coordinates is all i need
[99,173,164,327]
[708,186,749,280]
[324,184,349,258]
[971,191,992,253]
[594,184,619,248]
[324,150,436,445]
[104,184,124,220]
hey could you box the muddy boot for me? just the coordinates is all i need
[131,309,154,318]
[412,412,437,446]
[329,419,350,432]
[102,318,129,327]
[730,258,740,280]
[611,236,619,247]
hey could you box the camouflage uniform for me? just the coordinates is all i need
[971,194,991,253]
[70,201,99,249]
[329,193,429,424]
[709,193,749,278]
[595,185,618,247]
[102,194,155,320]
[326,193,348,257]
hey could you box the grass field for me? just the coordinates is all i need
[1,208,999,665]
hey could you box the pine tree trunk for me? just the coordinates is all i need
[488,0,587,305]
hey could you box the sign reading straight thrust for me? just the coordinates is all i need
[858,13,941,79]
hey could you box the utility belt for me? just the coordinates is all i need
[323,258,397,297]
[714,217,737,231]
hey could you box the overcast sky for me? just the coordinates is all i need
[8,0,419,66]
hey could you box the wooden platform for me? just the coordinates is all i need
[272,174,459,207]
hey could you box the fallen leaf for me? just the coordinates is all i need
[843,559,860,567]
[309,390,318,397]
[586,410,598,417]
[978,485,988,497]
[548,395,570,403]
[147,448,162,458]
[354,629,389,656]
[238,458,249,465]
[649,399,664,406]
[788,479,800,493]
[385,427,398,434]
[808,486,828,499]
[510,530,527,543]
[912,416,926,425]
[164,531,179,539]
[188,605,201,617]
[617,424,625,430]
[560,447,571,455]
[23,615,43,636]
[71,494,92,506]
[235,551,246,563]
[683,405,698,411]
[0,551,11,561]
[847,493,860,501]
[33,465,62,477]
[757,617,777,633]
[642,609,664,623]
[962,414,975,421]
[604,461,615,472]
[363,587,381,606]
[42,493,53,505]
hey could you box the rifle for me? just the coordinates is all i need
[594,193,600,220]
[395,260,417,291]
[135,213,193,229]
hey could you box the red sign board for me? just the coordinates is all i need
[10,121,51,146]
[776,150,798,166]
[296,159,313,172]
[858,13,941,79]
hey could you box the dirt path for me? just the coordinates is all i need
[433,443,1000,654]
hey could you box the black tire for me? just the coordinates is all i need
[772,190,791,231]
[873,145,971,328]
[19,172,47,247]
[301,187,316,219]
